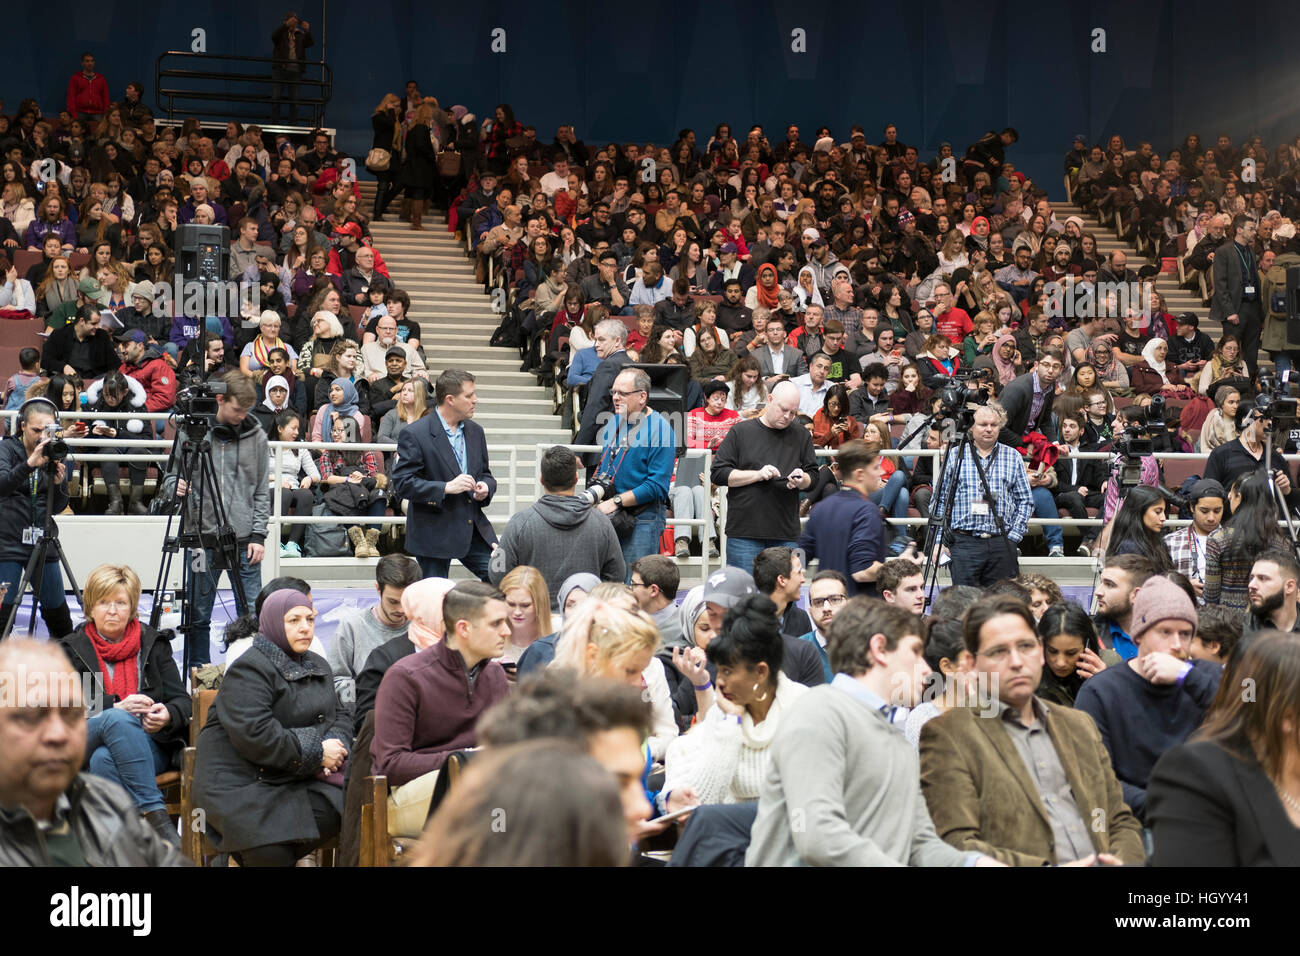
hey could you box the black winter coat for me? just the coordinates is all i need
[59,623,191,761]
[0,435,70,564]
[192,636,352,853]
[401,125,436,192]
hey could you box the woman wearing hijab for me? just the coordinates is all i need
[1130,337,1187,396]
[746,262,781,311]
[656,585,718,732]
[192,589,350,866]
[1089,338,1131,395]
[972,332,1023,393]
[793,264,823,309]
[58,564,190,847]
[310,375,371,441]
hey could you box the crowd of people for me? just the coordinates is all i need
[3,75,1300,869]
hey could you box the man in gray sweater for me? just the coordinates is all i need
[490,445,625,610]
[747,598,1000,867]
[327,554,421,705]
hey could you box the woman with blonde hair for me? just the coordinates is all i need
[400,103,437,231]
[499,566,554,665]
[553,594,678,759]
[377,378,429,447]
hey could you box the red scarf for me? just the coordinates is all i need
[86,619,142,701]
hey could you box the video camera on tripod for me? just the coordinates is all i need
[934,367,992,431]
[173,379,228,428]
[1111,394,1168,494]
[1253,370,1300,441]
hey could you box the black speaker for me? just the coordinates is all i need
[177,223,230,285]
[629,362,690,455]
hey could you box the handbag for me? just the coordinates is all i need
[365,147,391,172]
[436,149,462,177]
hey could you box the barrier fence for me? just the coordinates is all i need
[9,409,1300,579]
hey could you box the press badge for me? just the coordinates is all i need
[1244,285,1256,295]
[22,527,44,545]
[971,501,991,516]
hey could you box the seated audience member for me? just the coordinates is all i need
[0,639,185,866]
[920,595,1145,866]
[475,671,662,851]
[42,304,119,381]
[663,594,810,807]
[629,555,684,647]
[702,565,826,689]
[84,371,151,515]
[797,571,851,684]
[369,582,512,836]
[489,445,626,604]
[192,589,350,867]
[1092,554,1155,660]
[1205,471,1292,612]
[1244,550,1300,638]
[499,565,553,666]
[316,416,386,557]
[3,348,43,410]
[1052,410,1105,555]
[411,740,632,867]
[517,577,616,677]
[753,546,814,639]
[1075,576,1221,822]
[326,554,421,705]
[747,598,998,867]
[1162,478,1226,601]
[1103,485,1173,571]
[1146,633,1300,866]
[552,589,679,761]
[57,565,189,847]
[360,315,426,381]
[901,620,976,748]
[1189,604,1243,665]
[1034,602,1119,707]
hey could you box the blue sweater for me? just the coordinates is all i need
[1075,658,1222,821]
[796,487,887,595]
[597,410,676,506]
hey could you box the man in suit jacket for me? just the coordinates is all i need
[1053,409,1107,554]
[995,350,1063,447]
[754,315,807,387]
[1210,214,1264,379]
[920,596,1146,866]
[392,369,497,580]
[574,319,632,449]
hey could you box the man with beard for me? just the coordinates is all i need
[1244,550,1300,636]
[1091,554,1154,661]
[796,570,850,684]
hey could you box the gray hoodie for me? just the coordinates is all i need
[160,415,271,543]
[490,493,626,609]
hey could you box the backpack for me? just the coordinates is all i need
[490,305,525,350]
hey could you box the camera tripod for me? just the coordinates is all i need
[918,414,1014,603]
[149,418,248,669]
[1,459,81,638]
[1263,422,1300,561]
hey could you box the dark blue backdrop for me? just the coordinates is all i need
[4,1,1298,197]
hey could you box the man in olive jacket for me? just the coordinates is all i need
[919,596,1145,866]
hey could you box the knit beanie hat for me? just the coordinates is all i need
[1130,575,1198,640]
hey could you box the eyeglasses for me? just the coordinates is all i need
[629,580,647,589]
[977,639,1040,663]
[611,388,645,397]
[809,594,847,608]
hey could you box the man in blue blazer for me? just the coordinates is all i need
[392,369,497,579]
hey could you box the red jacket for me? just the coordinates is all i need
[67,72,109,116]
[121,355,177,413]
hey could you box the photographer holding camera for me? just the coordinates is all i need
[0,399,87,636]
[159,371,269,668]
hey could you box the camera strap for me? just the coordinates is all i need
[596,415,648,484]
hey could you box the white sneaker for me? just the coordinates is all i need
[1048,546,1065,558]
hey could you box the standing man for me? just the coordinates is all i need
[66,52,108,125]
[712,381,818,572]
[159,372,269,668]
[393,369,496,580]
[797,439,888,595]
[592,368,675,572]
[574,319,632,449]
[1244,550,1300,637]
[271,11,313,125]
[1211,215,1264,380]
[930,402,1033,587]
[997,348,1063,446]
[326,554,422,706]
[1163,479,1226,602]
[796,570,849,683]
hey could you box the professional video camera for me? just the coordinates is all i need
[1253,370,1299,440]
[934,367,991,430]
[40,423,70,463]
[173,380,228,429]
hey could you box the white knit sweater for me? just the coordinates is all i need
[662,674,808,804]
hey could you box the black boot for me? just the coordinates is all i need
[144,809,181,848]
[128,485,149,516]
[105,484,124,515]
[40,603,74,639]
[373,180,391,220]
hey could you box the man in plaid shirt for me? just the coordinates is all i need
[930,402,1034,586]
[1162,479,1226,604]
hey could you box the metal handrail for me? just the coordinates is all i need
[154,51,333,127]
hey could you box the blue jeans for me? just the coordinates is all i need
[1032,486,1064,551]
[188,547,264,668]
[621,502,667,580]
[726,536,796,574]
[869,471,911,542]
[417,527,494,581]
[85,709,170,813]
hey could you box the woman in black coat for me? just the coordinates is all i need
[58,564,190,845]
[370,94,402,221]
[1147,632,1300,866]
[193,589,351,866]
[400,104,437,232]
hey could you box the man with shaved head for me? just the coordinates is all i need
[712,380,819,571]
[0,639,185,865]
